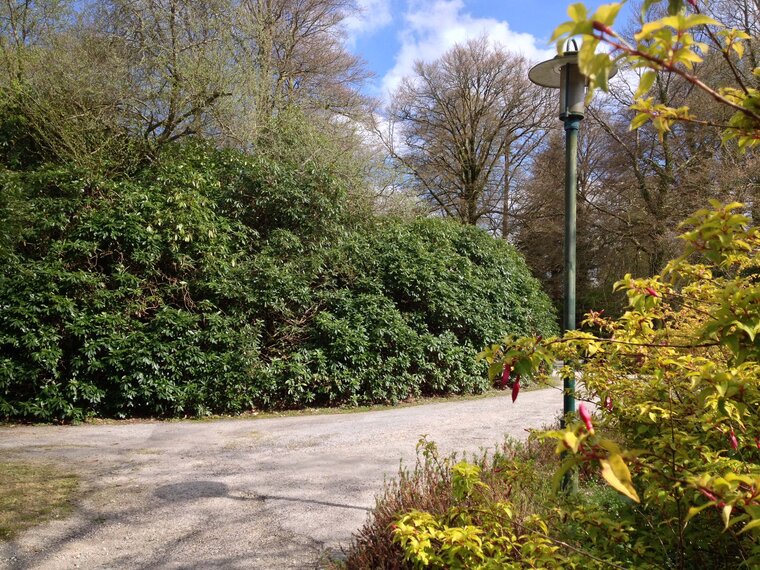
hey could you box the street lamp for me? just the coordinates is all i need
[528,41,616,492]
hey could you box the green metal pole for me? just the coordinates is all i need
[561,114,580,494]
[563,115,579,408]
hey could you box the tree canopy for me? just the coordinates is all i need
[383,36,551,234]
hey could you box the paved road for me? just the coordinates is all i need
[0,388,561,569]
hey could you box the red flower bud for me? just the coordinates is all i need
[699,488,718,502]
[511,377,521,403]
[645,287,659,297]
[755,436,760,450]
[687,0,697,7]
[604,395,613,412]
[729,429,738,450]
[579,404,594,434]
[500,365,511,388]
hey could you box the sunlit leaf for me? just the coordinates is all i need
[683,14,719,30]
[592,3,622,26]
[635,71,657,98]
[600,454,640,502]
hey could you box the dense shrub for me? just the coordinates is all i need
[370,219,558,344]
[0,158,262,419]
[0,143,557,421]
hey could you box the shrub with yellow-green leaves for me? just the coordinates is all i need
[479,202,760,567]
[482,0,760,561]
[392,462,568,569]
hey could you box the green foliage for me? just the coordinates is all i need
[392,459,569,569]
[393,506,566,569]
[344,435,561,569]
[0,143,557,422]
[246,217,558,408]
[0,154,262,420]
[0,94,43,170]
[348,435,637,569]
[371,219,558,346]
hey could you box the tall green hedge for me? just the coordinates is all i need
[0,144,557,421]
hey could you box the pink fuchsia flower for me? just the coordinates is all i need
[604,395,613,412]
[579,404,594,434]
[500,365,511,388]
[511,377,520,403]
[729,429,738,450]
[645,287,659,297]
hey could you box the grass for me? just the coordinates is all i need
[0,461,79,540]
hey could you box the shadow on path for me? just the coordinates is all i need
[154,481,371,512]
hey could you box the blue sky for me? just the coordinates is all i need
[344,0,622,100]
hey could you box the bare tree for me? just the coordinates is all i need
[96,0,234,145]
[0,0,71,82]
[232,0,369,118]
[1,0,379,178]
[383,36,551,234]
[514,113,642,318]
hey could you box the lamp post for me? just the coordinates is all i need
[528,43,616,492]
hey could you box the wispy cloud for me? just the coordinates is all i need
[380,0,554,100]
[343,0,394,46]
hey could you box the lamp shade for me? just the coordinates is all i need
[529,51,618,120]
[527,52,581,88]
[529,51,586,119]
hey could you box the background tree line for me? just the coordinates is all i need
[381,0,758,319]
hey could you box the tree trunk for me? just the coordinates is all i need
[502,141,511,239]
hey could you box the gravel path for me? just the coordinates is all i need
[0,388,561,569]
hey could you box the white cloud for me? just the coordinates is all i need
[380,0,554,100]
[343,0,393,46]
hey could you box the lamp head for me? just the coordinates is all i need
[528,48,586,120]
[528,40,616,121]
